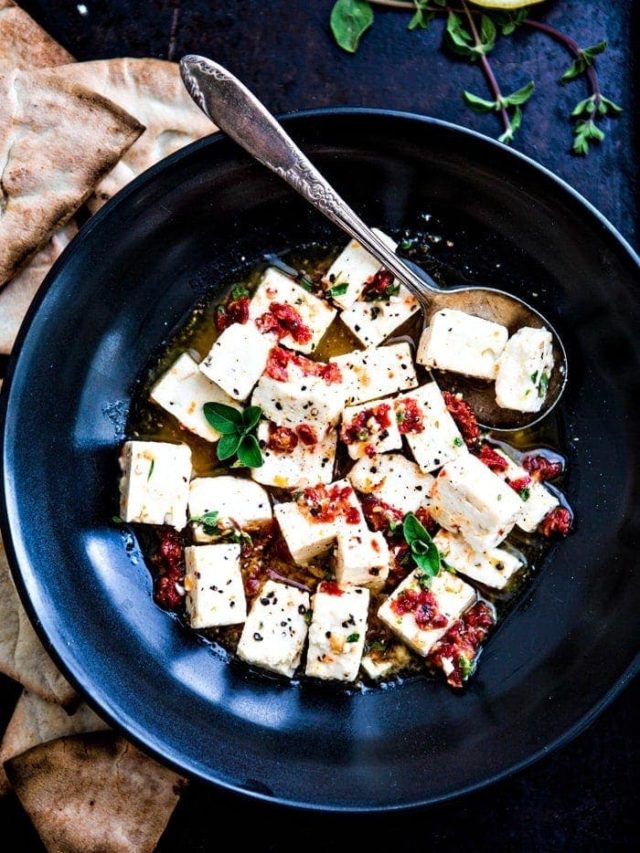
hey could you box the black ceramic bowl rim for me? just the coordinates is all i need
[1,108,639,812]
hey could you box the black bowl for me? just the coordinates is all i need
[2,110,639,811]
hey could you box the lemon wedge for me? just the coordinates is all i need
[469,0,546,9]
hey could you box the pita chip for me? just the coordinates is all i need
[0,221,77,355]
[0,534,76,707]
[0,0,73,69]
[0,67,143,286]
[6,733,185,853]
[0,691,109,796]
[46,59,213,211]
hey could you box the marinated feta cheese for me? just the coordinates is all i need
[488,448,560,533]
[378,568,476,656]
[188,476,272,542]
[429,454,521,551]
[150,352,240,442]
[305,583,370,682]
[348,453,434,515]
[184,544,246,628]
[340,397,402,460]
[334,528,390,589]
[248,267,336,355]
[330,342,418,405]
[252,352,346,429]
[199,321,272,401]
[417,309,508,380]
[119,440,191,529]
[251,421,337,489]
[321,228,395,310]
[340,285,419,348]
[394,382,468,473]
[237,580,310,677]
[274,480,364,565]
[434,530,522,590]
[495,326,555,413]
[360,644,412,680]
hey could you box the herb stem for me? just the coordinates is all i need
[461,0,511,136]
[524,18,601,105]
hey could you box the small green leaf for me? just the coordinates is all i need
[493,9,527,36]
[346,633,360,643]
[479,15,497,54]
[237,434,264,468]
[189,510,220,535]
[230,285,250,300]
[458,654,473,681]
[147,459,155,480]
[583,40,607,61]
[408,1,432,31]
[203,402,243,435]
[403,513,441,577]
[112,515,123,525]
[539,372,550,397]
[562,41,607,83]
[530,371,539,384]
[330,0,373,54]
[463,90,498,113]
[298,275,315,292]
[599,95,623,116]
[402,512,427,547]
[503,80,535,107]
[445,11,475,59]
[453,436,463,448]
[217,433,241,461]
[327,282,349,299]
[572,96,595,117]
[519,487,531,502]
[242,405,263,431]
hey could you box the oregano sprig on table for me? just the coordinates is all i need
[328,0,622,155]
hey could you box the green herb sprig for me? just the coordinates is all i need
[402,512,442,583]
[326,281,350,299]
[203,402,264,468]
[188,509,253,545]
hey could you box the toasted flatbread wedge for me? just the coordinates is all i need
[0,0,73,69]
[45,59,213,210]
[0,535,76,707]
[0,221,77,354]
[0,67,143,286]
[0,691,109,796]
[6,732,185,853]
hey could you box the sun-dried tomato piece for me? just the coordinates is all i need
[341,403,392,445]
[539,506,572,537]
[267,425,298,453]
[523,453,563,482]
[443,391,480,446]
[362,269,399,301]
[428,601,494,689]
[395,397,425,435]
[215,296,250,332]
[476,442,509,472]
[296,423,318,446]
[256,302,313,344]
[391,588,448,631]
[153,530,185,611]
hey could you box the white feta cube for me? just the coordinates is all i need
[321,228,395,309]
[417,308,508,380]
[348,453,434,515]
[251,359,346,429]
[184,544,246,628]
[429,454,521,551]
[434,530,522,590]
[495,326,555,413]
[394,382,468,473]
[340,286,419,348]
[335,528,390,589]
[274,479,364,565]
[119,440,191,529]
[200,322,272,401]
[150,352,240,442]
[252,421,337,489]
[330,342,418,405]
[305,584,370,682]
[361,644,413,680]
[248,267,336,355]
[237,580,310,677]
[188,476,272,542]
[340,397,402,460]
[378,569,476,657]
[490,448,560,533]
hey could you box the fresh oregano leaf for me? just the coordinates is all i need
[330,0,373,54]
[203,402,243,435]
[503,80,535,106]
[237,434,264,468]
[242,405,263,431]
[217,432,242,461]
[463,90,498,113]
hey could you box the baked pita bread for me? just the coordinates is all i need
[0,534,76,707]
[0,221,76,355]
[0,691,109,796]
[0,0,73,69]
[6,732,185,853]
[45,59,213,211]
[0,67,143,286]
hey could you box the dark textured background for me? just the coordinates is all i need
[1,1,638,849]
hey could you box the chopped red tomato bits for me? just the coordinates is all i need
[320,580,343,596]
[296,424,318,446]
[507,475,532,493]
[395,397,425,435]
[391,588,448,631]
[523,453,563,482]
[265,346,341,384]
[362,269,398,301]
[256,302,313,344]
[266,423,317,454]
[341,403,392,445]
[153,529,185,611]
[443,391,480,446]
[215,296,250,332]
[539,506,572,537]
[298,484,361,525]
[476,442,509,472]
[361,494,404,533]
[429,601,494,689]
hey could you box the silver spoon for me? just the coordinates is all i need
[180,56,567,432]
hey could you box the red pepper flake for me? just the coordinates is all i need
[429,601,494,689]
[341,402,392,446]
[215,296,250,332]
[296,424,318,447]
[523,453,563,482]
[391,588,448,631]
[394,397,425,435]
[507,475,532,493]
[265,346,342,384]
[476,442,509,472]
[153,529,185,611]
[298,483,361,525]
[267,425,298,453]
[443,391,480,446]
[539,506,572,538]
[360,494,404,533]
[256,302,313,345]
[362,269,399,302]
[320,580,343,596]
